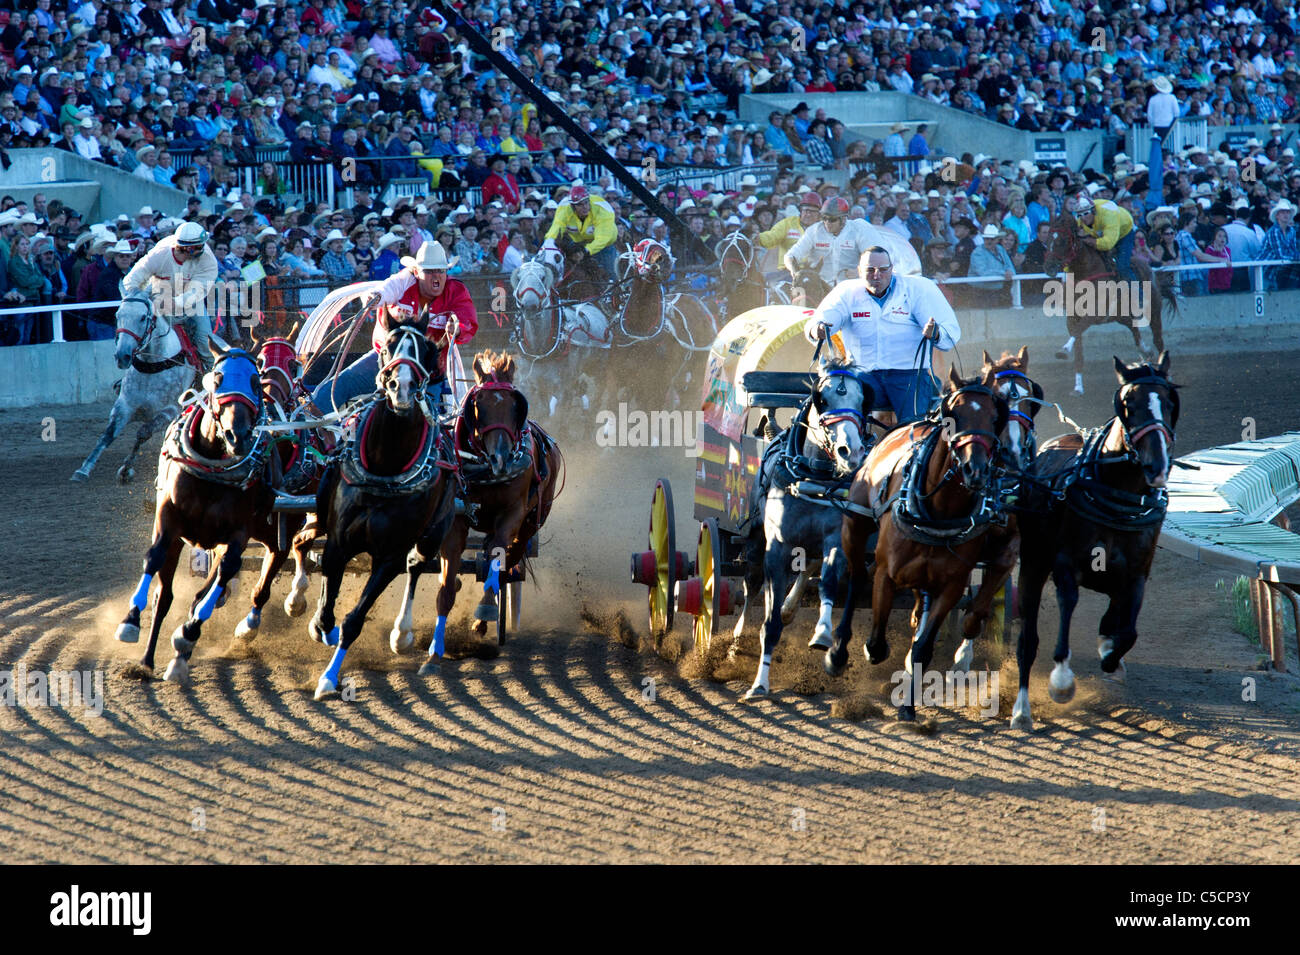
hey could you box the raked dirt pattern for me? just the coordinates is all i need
[1,349,1299,863]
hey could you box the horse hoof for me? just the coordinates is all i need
[418,658,441,677]
[1048,664,1076,703]
[780,607,797,625]
[1054,349,1071,361]
[807,631,833,650]
[898,704,916,722]
[866,640,889,665]
[1010,711,1034,732]
[742,683,768,701]
[1072,385,1085,396]
[314,676,338,700]
[390,628,414,655]
[170,626,195,654]
[115,623,140,644]
[1101,657,1127,682]
[284,591,307,617]
[473,619,487,637]
[235,611,260,640]
[163,656,190,684]
[474,600,499,622]
[70,469,90,483]
[117,466,135,485]
[823,648,848,677]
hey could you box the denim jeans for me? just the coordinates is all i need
[860,368,938,423]
[1112,230,1137,284]
[311,350,452,414]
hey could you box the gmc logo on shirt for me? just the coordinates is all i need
[852,311,872,318]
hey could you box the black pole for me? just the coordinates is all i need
[426,0,714,263]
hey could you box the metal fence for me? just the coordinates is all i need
[1127,117,1208,159]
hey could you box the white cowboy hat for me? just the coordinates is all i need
[324,229,347,243]
[402,241,458,271]
[752,68,774,86]
[739,174,758,187]
[376,232,405,252]
[980,223,1002,238]
[1145,205,1176,225]
[1270,200,1296,221]
[1153,76,1173,93]
[110,239,136,255]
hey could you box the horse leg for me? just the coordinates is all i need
[235,536,290,640]
[1012,557,1051,731]
[744,538,789,700]
[955,534,1018,677]
[826,516,872,674]
[1047,558,1080,703]
[284,518,317,617]
[810,529,843,650]
[899,578,968,721]
[864,562,895,665]
[309,538,348,648]
[729,527,765,657]
[1100,576,1145,680]
[314,555,404,700]
[782,569,810,625]
[139,537,184,674]
[165,535,248,684]
[389,547,425,657]
[72,398,130,482]
[474,502,525,633]
[118,407,174,485]
[424,518,468,675]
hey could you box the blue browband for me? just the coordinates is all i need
[213,352,262,411]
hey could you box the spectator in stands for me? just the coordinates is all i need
[1260,199,1300,291]
[969,224,1016,306]
[7,235,45,338]
[1204,228,1233,294]
[319,230,355,283]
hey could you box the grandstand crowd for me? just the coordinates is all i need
[4,0,1300,343]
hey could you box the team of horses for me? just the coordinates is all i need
[735,343,1178,729]
[106,291,561,699]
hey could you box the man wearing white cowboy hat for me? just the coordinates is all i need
[122,220,220,371]
[1259,199,1300,291]
[1147,75,1179,143]
[311,241,478,415]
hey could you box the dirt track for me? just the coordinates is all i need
[1,348,1299,863]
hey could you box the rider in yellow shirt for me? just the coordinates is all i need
[543,183,619,280]
[1076,194,1137,283]
[758,192,822,257]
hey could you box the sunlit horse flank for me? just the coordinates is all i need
[827,365,1009,720]
[741,356,875,700]
[307,318,458,699]
[72,289,200,484]
[388,350,562,674]
[1011,352,1179,731]
[114,340,280,681]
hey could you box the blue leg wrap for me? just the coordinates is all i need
[196,583,223,622]
[485,558,501,597]
[131,573,153,611]
[322,644,347,688]
[325,625,340,647]
[433,615,447,657]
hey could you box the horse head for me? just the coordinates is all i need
[113,289,165,369]
[465,349,527,477]
[203,338,263,458]
[809,356,874,475]
[512,258,554,310]
[982,346,1042,473]
[256,328,301,409]
[1045,210,1081,272]
[1113,351,1178,488]
[717,231,755,291]
[632,239,673,283]
[377,312,433,414]
[941,365,1008,492]
[791,262,828,308]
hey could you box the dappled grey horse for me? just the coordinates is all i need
[741,356,876,700]
[72,290,203,484]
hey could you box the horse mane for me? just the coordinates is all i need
[819,355,859,373]
[473,349,517,383]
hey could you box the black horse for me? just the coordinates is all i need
[307,317,458,699]
[1011,352,1179,730]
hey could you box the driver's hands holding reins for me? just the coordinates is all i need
[921,317,940,342]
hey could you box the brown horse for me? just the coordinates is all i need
[1010,352,1178,730]
[825,365,1009,720]
[391,350,561,673]
[114,340,285,680]
[717,231,771,323]
[1045,210,1176,394]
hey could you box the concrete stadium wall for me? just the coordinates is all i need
[0,149,191,223]
[5,290,1297,410]
[0,339,120,408]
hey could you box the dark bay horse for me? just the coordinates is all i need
[392,350,562,673]
[1011,352,1178,731]
[1046,210,1176,395]
[717,232,774,323]
[787,263,830,310]
[826,366,1009,720]
[307,319,458,699]
[114,340,283,680]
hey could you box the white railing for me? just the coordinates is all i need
[240,159,335,208]
[0,300,119,344]
[1127,117,1208,158]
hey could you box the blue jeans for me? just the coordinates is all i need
[860,368,938,423]
[1112,230,1137,284]
[311,351,452,414]
[592,245,618,282]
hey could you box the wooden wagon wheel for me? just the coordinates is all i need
[630,479,690,639]
[691,518,724,661]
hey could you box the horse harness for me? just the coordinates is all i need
[116,290,197,375]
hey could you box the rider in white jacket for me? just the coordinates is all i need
[123,222,220,371]
[784,196,923,286]
[805,246,961,423]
